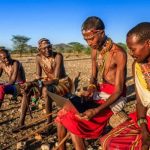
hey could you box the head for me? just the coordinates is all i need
[81,16,106,50]
[0,48,11,65]
[38,38,52,57]
[126,22,150,63]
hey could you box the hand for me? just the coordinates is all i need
[76,108,98,120]
[20,82,32,91]
[80,87,95,101]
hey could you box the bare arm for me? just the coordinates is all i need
[78,50,127,120]
[7,61,19,85]
[95,50,127,112]
[90,49,97,84]
[36,55,42,79]
[54,53,63,79]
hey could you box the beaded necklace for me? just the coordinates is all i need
[98,38,113,83]
[140,63,150,90]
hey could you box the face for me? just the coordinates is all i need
[127,34,150,63]
[82,29,105,50]
[0,52,11,65]
[39,40,52,57]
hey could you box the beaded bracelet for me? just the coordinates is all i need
[88,84,97,89]
[137,118,147,127]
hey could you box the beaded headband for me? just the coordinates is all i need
[82,29,102,40]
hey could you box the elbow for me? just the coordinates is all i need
[115,89,123,98]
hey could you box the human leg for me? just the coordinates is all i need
[19,90,31,126]
[42,86,52,124]
[57,122,67,150]
[70,133,86,150]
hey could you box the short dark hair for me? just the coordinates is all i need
[127,22,150,43]
[0,47,10,56]
[38,38,51,45]
[81,16,105,31]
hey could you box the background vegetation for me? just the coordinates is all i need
[1,35,128,56]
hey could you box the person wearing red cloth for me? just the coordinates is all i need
[100,22,150,150]
[56,16,127,150]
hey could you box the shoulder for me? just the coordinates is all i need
[36,53,41,61]
[112,43,127,60]
[55,52,63,59]
[0,62,4,69]
[12,59,20,66]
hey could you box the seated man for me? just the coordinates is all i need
[0,48,26,108]
[17,38,72,129]
[100,22,150,150]
[55,16,127,150]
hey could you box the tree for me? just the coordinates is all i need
[68,42,85,54]
[11,35,31,56]
[84,46,91,55]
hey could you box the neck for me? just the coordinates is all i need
[147,56,150,63]
[98,36,107,51]
[99,37,113,55]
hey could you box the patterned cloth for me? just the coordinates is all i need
[47,76,73,96]
[100,62,150,150]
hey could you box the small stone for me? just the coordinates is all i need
[41,144,50,150]
[43,109,46,114]
[16,141,26,150]
[98,146,103,150]
[35,133,42,141]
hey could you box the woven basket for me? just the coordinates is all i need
[109,111,129,128]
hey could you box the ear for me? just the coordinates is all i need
[98,30,105,39]
[146,39,150,47]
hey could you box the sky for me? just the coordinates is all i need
[0,0,150,49]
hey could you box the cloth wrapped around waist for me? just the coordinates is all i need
[93,83,127,114]
[47,76,73,96]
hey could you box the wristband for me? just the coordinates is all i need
[38,80,42,88]
[137,118,147,127]
[88,84,97,89]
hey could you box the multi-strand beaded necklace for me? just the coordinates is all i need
[97,38,113,83]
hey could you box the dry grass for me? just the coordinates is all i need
[0,53,135,150]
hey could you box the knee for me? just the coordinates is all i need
[21,89,27,95]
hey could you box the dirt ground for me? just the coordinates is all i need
[0,53,135,150]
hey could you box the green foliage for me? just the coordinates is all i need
[117,42,127,51]
[68,42,85,54]
[83,46,91,55]
[11,35,31,57]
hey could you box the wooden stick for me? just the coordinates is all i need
[12,111,55,132]
[54,132,70,150]
[2,121,55,150]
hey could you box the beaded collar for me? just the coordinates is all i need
[140,63,150,90]
[99,37,113,56]
[98,37,113,83]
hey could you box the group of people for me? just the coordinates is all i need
[0,16,150,150]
